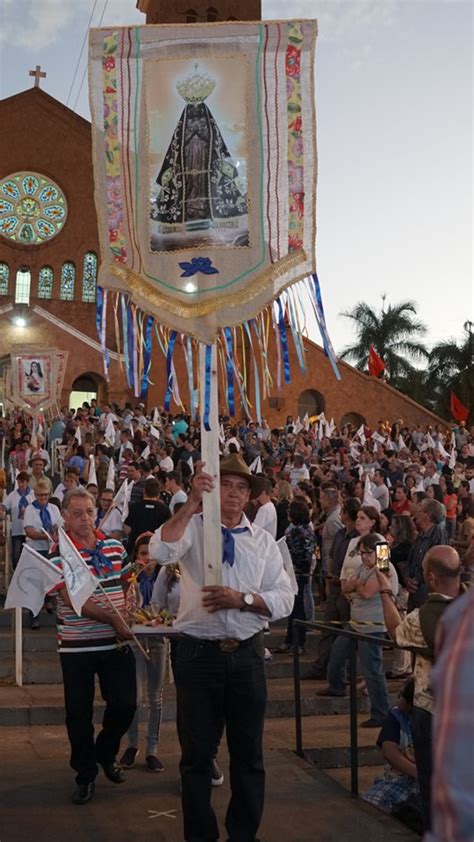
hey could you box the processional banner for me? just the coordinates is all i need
[89,21,317,344]
[10,347,67,411]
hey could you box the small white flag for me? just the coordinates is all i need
[58,528,98,616]
[149,425,161,440]
[106,457,116,492]
[355,424,366,445]
[386,438,396,452]
[386,476,392,489]
[88,455,98,487]
[426,432,436,450]
[303,412,310,431]
[219,424,226,446]
[449,448,457,470]
[74,426,82,445]
[141,445,151,461]
[372,431,386,444]
[5,545,63,616]
[450,431,456,449]
[105,417,115,447]
[350,443,360,462]
[398,434,406,450]
[362,474,381,511]
[318,412,326,425]
[293,417,303,434]
[153,407,160,425]
[437,440,450,459]
[187,456,194,476]
[249,455,262,474]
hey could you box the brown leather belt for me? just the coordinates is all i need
[181,631,262,653]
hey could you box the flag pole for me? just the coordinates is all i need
[15,607,23,687]
[199,343,222,587]
[58,528,150,660]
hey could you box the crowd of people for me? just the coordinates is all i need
[1,401,473,840]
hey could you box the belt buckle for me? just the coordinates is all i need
[218,638,240,653]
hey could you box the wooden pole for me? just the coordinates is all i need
[15,607,23,687]
[199,343,222,586]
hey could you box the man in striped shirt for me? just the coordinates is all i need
[50,487,136,805]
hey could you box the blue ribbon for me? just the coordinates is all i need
[312,274,341,381]
[221,525,249,565]
[244,321,261,423]
[32,500,53,534]
[164,331,178,412]
[140,315,155,399]
[179,257,219,277]
[96,287,110,375]
[277,299,291,384]
[138,568,158,607]
[121,294,131,388]
[186,336,197,421]
[127,305,136,394]
[223,327,235,417]
[203,344,212,432]
[83,546,113,576]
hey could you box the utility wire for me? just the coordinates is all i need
[66,0,99,107]
[72,0,109,113]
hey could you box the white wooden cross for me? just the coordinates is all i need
[29,65,46,88]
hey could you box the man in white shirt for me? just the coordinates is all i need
[423,461,440,490]
[158,445,174,474]
[253,477,277,539]
[290,454,310,488]
[149,453,293,842]
[3,471,35,568]
[23,481,63,628]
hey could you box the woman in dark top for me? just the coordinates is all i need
[274,479,293,540]
[386,515,416,679]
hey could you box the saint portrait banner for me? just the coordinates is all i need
[10,347,62,411]
[89,20,318,344]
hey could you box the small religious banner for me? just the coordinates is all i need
[89,20,318,344]
[10,347,64,411]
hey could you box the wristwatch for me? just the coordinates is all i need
[240,593,255,611]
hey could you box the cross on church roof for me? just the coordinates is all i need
[29,65,47,88]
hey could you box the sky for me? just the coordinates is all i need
[0,0,472,358]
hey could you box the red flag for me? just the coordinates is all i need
[450,391,469,423]
[368,346,385,377]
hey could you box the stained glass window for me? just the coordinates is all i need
[0,172,67,246]
[82,251,97,302]
[60,261,75,300]
[38,266,53,299]
[15,268,31,305]
[0,263,9,295]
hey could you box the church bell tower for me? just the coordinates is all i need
[136,0,261,24]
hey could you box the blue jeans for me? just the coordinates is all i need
[303,576,315,622]
[127,637,167,756]
[327,629,390,723]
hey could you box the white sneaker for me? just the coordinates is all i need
[211,758,224,786]
[264,648,272,661]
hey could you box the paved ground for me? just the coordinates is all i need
[0,722,418,842]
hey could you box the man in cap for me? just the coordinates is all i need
[149,453,294,842]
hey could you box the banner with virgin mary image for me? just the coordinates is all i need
[89,20,318,344]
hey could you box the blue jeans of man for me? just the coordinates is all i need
[327,629,390,723]
[127,637,167,756]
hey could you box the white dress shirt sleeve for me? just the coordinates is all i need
[149,518,195,565]
[255,531,294,621]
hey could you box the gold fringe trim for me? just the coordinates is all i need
[109,249,310,321]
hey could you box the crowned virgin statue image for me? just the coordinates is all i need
[150,65,249,252]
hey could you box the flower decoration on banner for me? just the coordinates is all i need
[286,23,305,253]
[179,257,219,278]
[102,33,127,264]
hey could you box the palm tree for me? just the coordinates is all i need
[339,297,429,382]
[428,322,473,419]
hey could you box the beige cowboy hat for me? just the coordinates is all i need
[29,452,48,467]
[219,453,266,499]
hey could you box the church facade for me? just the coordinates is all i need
[0,26,444,429]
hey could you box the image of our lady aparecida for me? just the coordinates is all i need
[148,59,249,252]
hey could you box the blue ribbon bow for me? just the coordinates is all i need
[179,257,219,277]
[18,488,32,517]
[221,526,249,566]
[32,500,53,534]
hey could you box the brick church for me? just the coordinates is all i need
[0,0,443,429]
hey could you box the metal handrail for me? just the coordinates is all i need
[292,618,417,797]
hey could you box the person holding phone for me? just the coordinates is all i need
[319,532,399,727]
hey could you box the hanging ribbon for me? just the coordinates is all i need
[113,292,123,371]
[244,321,261,423]
[96,287,110,381]
[312,273,341,380]
[203,344,212,431]
[272,302,282,390]
[277,298,291,384]
[140,315,155,399]
[223,327,235,418]
[121,294,131,387]
[286,288,307,376]
[126,304,136,394]
[164,331,178,412]
[186,336,197,421]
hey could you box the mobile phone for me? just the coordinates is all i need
[375,541,390,573]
